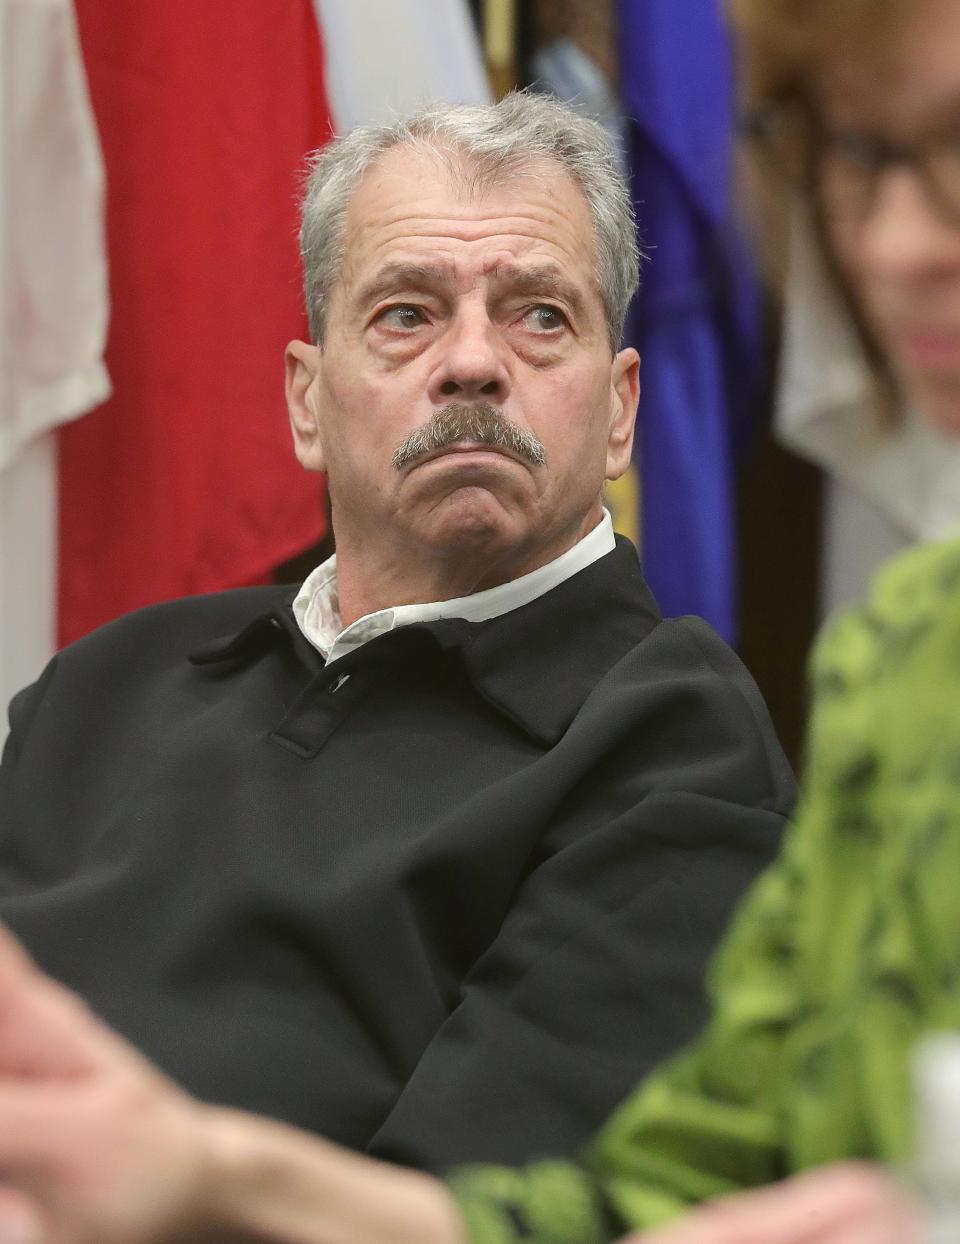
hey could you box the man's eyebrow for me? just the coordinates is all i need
[491,263,589,318]
[355,261,454,309]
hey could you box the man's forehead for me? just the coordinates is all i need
[344,145,590,245]
[352,141,581,202]
[336,144,597,294]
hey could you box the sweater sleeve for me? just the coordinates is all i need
[444,819,809,1242]
[445,621,860,1243]
[363,619,793,1176]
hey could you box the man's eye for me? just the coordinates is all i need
[523,305,568,332]
[377,304,426,330]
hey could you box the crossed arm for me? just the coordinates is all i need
[0,924,917,1244]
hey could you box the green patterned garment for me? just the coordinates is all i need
[450,535,960,1243]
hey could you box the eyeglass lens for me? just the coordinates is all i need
[815,130,960,225]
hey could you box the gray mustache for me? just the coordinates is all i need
[391,404,546,471]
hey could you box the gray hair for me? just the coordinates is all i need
[299,92,641,354]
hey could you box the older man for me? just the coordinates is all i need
[0,92,789,1197]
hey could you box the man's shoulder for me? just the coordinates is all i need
[591,612,795,794]
[10,586,295,724]
[61,585,296,666]
[3,585,300,760]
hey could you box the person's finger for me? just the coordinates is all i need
[0,1081,91,1172]
[719,1162,917,1244]
[0,1071,179,1179]
[0,923,135,1077]
[0,1075,206,1244]
[0,1185,43,1244]
[620,1163,917,1244]
[0,927,38,982]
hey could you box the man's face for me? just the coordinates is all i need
[286,145,638,588]
[816,0,960,431]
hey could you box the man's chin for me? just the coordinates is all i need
[411,486,533,557]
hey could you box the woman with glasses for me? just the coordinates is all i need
[744,0,960,617]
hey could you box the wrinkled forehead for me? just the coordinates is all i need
[355,141,559,202]
[338,143,598,282]
[347,140,589,212]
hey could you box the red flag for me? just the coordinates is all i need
[59,1,333,646]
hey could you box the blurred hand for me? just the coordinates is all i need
[617,1163,920,1244]
[0,923,211,1244]
[0,923,462,1244]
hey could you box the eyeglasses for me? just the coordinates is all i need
[740,101,960,228]
[816,126,960,226]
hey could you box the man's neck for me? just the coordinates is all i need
[331,516,600,629]
[333,548,528,630]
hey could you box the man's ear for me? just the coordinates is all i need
[605,347,640,481]
[285,340,326,473]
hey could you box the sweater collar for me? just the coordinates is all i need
[191,537,661,748]
[450,537,660,744]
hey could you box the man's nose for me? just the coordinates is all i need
[427,309,511,406]
[857,167,960,284]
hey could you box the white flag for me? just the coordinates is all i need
[315,0,490,132]
[0,0,109,729]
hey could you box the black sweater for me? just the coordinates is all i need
[0,538,793,1172]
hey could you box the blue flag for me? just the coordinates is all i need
[617,0,761,642]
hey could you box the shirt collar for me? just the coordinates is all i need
[190,535,661,748]
[293,510,616,663]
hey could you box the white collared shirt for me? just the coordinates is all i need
[293,510,616,663]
